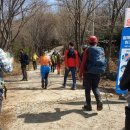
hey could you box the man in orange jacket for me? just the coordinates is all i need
[63,42,79,90]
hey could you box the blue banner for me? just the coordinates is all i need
[116,28,130,94]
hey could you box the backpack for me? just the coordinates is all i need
[67,49,76,59]
[24,54,30,65]
[87,46,107,74]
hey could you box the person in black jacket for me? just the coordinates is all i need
[19,49,29,81]
[120,59,130,130]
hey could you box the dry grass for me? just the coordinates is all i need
[109,59,118,72]
[0,110,15,130]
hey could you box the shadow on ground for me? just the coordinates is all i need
[7,81,41,85]
[8,87,42,91]
[99,87,115,94]
[59,100,126,105]
[18,108,98,123]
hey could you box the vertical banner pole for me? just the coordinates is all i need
[115,8,130,94]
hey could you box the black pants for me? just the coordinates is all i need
[51,63,56,72]
[125,106,130,130]
[32,61,37,70]
[21,66,27,80]
[42,73,49,87]
[84,73,101,105]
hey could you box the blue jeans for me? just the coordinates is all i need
[42,72,49,87]
[63,67,76,88]
[41,66,50,88]
[84,73,102,105]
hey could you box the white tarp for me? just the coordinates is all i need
[124,8,130,28]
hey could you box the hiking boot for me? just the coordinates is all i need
[97,102,103,111]
[71,87,76,90]
[82,105,92,111]
[42,80,45,89]
[62,84,66,88]
[21,79,28,81]
[45,84,48,89]
[119,95,126,100]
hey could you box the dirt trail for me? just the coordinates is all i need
[0,68,127,130]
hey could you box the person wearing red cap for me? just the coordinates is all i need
[79,36,106,111]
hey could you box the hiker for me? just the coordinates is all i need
[39,51,51,89]
[120,59,130,130]
[57,52,62,75]
[81,45,88,62]
[79,36,106,111]
[32,53,39,70]
[51,49,57,72]
[63,42,79,90]
[81,44,88,89]
[0,49,13,112]
[19,49,29,81]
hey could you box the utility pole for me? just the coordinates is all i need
[78,0,81,49]
[92,0,96,35]
[75,0,78,50]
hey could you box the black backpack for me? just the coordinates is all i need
[67,49,76,59]
[24,54,30,65]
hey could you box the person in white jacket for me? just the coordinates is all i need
[0,48,13,112]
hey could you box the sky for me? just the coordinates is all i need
[48,0,55,4]
[48,0,57,12]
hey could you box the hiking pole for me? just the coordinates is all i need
[102,85,111,110]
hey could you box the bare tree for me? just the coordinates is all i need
[106,0,127,72]
[57,0,106,51]
[27,10,57,53]
[0,0,46,50]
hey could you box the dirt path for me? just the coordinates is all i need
[0,67,127,130]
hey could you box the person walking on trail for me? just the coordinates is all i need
[81,45,88,62]
[63,42,79,90]
[39,51,51,89]
[79,36,107,111]
[57,52,62,75]
[51,49,57,73]
[120,59,130,130]
[81,45,88,89]
[0,49,13,112]
[32,53,38,70]
[19,49,29,81]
